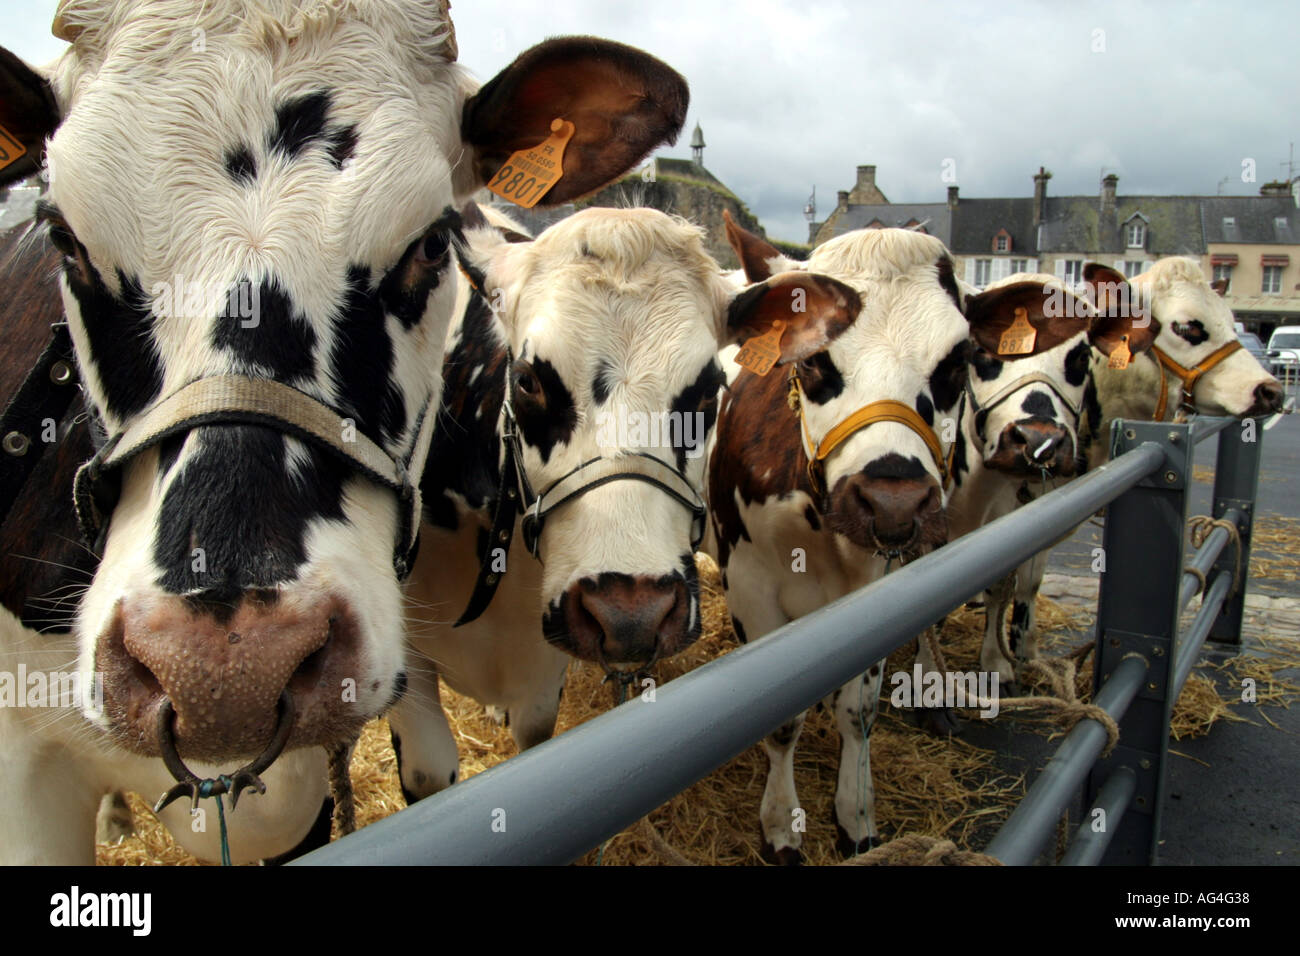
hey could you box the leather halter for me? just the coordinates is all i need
[964,370,1082,445]
[787,368,954,496]
[73,375,438,580]
[454,348,708,627]
[1150,340,1243,420]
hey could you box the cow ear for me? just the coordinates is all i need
[724,272,860,363]
[1080,263,1157,356]
[964,280,1091,357]
[723,209,790,282]
[1210,278,1228,297]
[460,37,688,205]
[0,47,60,188]
[1081,263,1131,314]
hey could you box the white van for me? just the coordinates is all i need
[1267,325,1300,379]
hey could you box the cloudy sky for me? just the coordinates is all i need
[4,1,1296,242]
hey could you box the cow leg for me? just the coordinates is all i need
[980,574,1019,693]
[912,623,961,736]
[759,709,809,865]
[832,664,884,857]
[388,667,460,804]
[1009,553,1046,664]
[506,651,569,752]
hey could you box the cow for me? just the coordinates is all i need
[943,272,1159,687]
[0,1,690,864]
[705,218,1081,863]
[990,259,1285,678]
[388,203,862,804]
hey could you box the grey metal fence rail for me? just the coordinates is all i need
[294,415,1261,866]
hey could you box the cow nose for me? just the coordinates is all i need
[552,575,691,665]
[1250,380,1285,415]
[991,421,1076,476]
[833,473,942,550]
[98,592,364,761]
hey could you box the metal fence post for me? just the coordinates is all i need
[1208,417,1264,646]
[1087,419,1191,864]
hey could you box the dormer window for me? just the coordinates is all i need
[992,228,1011,253]
[1223,217,1235,229]
[1126,221,1145,248]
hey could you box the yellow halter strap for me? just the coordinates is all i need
[1150,339,1242,420]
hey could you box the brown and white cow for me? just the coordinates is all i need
[705,220,1081,863]
[0,2,688,864]
[389,205,861,804]
[994,259,1284,672]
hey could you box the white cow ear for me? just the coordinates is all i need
[459,37,688,205]
[0,47,60,188]
[724,272,860,364]
[723,209,793,282]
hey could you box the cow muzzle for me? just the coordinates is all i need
[544,573,695,667]
[828,471,945,555]
[98,592,374,761]
[988,420,1077,477]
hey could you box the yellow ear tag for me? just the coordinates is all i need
[0,123,25,174]
[1108,333,1131,370]
[998,307,1037,356]
[735,320,786,376]
[487,118,576,209]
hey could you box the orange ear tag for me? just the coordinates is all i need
[487,118,576,209]
[0,123,25,174]
[1108,334,1131,370]
[998,307,1037,356]
[735,319,786,376]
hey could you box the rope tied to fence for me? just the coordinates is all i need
[1186,514,1244,597]
[840,834,1002,866]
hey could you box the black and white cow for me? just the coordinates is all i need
[0,2,688,864]
[389,204,861,803]
[705,220,1076,863]
[943,272,1158,687]
[991,260,1284,673]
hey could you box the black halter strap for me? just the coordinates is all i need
[0,323,81,528]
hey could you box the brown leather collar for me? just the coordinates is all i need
[1151,340,1242,420]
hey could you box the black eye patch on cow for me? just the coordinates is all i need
[514,356,576,464]
[915,392,935,427]
[1020,390,1057,419]
[1063,340,1092,387]
[928,340,971,410]
[1171,319,1209,346]
[668,359,726,469]
[154,427,347,598]
[211,279,317,383]
[971,346,1004,383]
[797,351,845,405]
[63,264,164,421]
[333,266,407,448]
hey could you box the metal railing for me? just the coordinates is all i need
[294,416,1261,866]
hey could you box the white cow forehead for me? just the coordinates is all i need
[1136,258,1236,346]
[45,0,468,299]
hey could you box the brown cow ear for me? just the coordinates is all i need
[1081,262,1130,314]
[1090,310,1160,357]
[964,280,1091,357]
[724,209,785,282]
[461,37,688,205]
[725,271,860,364]
[1210,278,1228,297]
[0,47,60,188]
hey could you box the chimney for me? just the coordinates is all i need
[947,185,959,209]
[1100,173,1118,217]
[855,165,877,195]
[836,189,849,210]
[1032,166,1051,224]
[1261,181,1291,198]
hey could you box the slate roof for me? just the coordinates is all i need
[1201,196,1299,244]
[948,198,1036,256]
[819,203,952,244]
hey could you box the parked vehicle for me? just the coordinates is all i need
[1266,326,1300,381]
[1239,331,1270,370]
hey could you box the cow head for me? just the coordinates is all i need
[963,273,1158,477]
[0,5,687,760]
[469,207,857,667]
[726,220,969,558]
[1085,261,1283,418]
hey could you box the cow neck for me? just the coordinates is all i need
[787,366,956,496]
[1151,340,1242,420]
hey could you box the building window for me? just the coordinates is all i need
[1010,258,1028,274]
[1126,222,1145,248]
[1222,217,1235,229]
[1212,264,1232,291]
[995,235,1008,252]
[1262,266,1283,294]
[1062,260,1083,286]
[974,259,992,287]
[1123,260,1144,278]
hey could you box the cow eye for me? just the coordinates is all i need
[416,226,451,265]
[513,360,543,404]
[797,355,823,386]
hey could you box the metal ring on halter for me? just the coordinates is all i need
[152,690,296,814]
